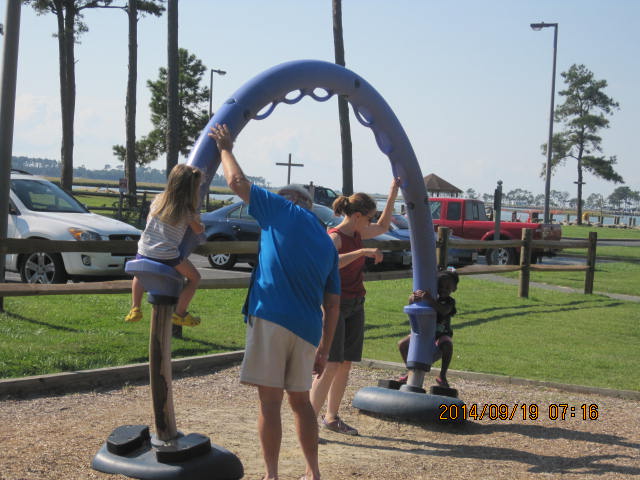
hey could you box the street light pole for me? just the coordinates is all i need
[530,21,558,225]
[208,68,227,117]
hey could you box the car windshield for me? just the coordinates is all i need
[312,204,343,228]
[391,214,409,229]
[11,179,88,213]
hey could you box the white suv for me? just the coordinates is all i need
[5,170,141,283]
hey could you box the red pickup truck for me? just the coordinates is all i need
[428,197,562,265]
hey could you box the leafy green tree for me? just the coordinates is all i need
[465,188,478,199]
[608,186,640,212]
[585,193,605,211]
[25,0,164,192]
[113,48,209,166]
[541,64,623,224]
[549,190,569,208]
[506,188,533,207]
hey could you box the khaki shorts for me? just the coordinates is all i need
[240,316,316,392]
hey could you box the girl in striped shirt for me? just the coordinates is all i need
[125,164,204,326]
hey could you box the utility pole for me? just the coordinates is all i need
[276,153,303,185]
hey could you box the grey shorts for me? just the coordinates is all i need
[328,296,365,363]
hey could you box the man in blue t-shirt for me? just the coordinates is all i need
[210,124,340,480]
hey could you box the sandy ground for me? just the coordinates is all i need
[0,364,638,480]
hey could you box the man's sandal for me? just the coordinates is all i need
[171,312,201,327]
[124,307,142,323]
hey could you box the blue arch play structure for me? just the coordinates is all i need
[190,59,464,419]
[126,60,464,441]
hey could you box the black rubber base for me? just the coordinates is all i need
[352,386,465,424]
[377,379,403,390]
[430,385,459,398]
[92,425,243,479]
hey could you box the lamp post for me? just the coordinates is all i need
[530,21,558,225]
[208,68,227,117]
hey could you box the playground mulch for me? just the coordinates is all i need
[0,364,638,480]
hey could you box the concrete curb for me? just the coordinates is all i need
[1,351,637,401]
[0,350,244,398]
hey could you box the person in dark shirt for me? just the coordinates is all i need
[310,179,400,436]
[398,270,459,387]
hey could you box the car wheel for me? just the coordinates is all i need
[20,252,68,284]
[486,247,517,265]
[207,238,237,269]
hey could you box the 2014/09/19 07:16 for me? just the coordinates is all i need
[438,403,600,421]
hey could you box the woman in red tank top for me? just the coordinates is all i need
[310,178,401,436]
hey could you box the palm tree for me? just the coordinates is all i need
[121,0,164,204]
[165,0,179,177]
[24,0,112,190]
[332,0,353,195]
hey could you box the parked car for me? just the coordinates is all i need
[200,201,260,269]
[302,183,339,208]
[388,213,477,267]
[428,197,562,265]
[200,201,412,269]
[5,170,141,283]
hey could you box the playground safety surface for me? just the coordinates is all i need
[0,364,638,480]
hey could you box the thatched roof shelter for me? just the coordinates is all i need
[424,173,462,197]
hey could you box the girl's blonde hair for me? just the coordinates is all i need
[150,164,202,225]
[332,192,377,217]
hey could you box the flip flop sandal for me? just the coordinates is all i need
[435,376,449,388]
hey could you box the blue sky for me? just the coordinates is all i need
[6,0,639,198]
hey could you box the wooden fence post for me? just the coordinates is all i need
[584,231,597,294]
[436,227,449,270]
[518,228,533,298]
[149,303,178,441]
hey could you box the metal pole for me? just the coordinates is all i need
[534,23,558,225]
[493,180,503,242]
[0,0,22,311]
[208,68,226,118]
[208,69,213,117]
[543,25,558,224]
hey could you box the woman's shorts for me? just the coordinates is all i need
[240,316,316,392]
[135,253,181,267]
[328,296,365,363]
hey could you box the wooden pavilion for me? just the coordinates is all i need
[423,173,463,197]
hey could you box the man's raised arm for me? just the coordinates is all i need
[208,124,251,203]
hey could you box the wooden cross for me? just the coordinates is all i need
[276,153,304,185]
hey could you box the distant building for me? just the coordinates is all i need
[423,173,462,197]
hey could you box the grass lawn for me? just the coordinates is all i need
[500,261,640,297]
[562,244,640,260]
[561,224,640,240]
[364,277,639,392]
[1,277,638,392]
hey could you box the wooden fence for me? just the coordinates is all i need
[0,228,597,300]
[436,227,597,297]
